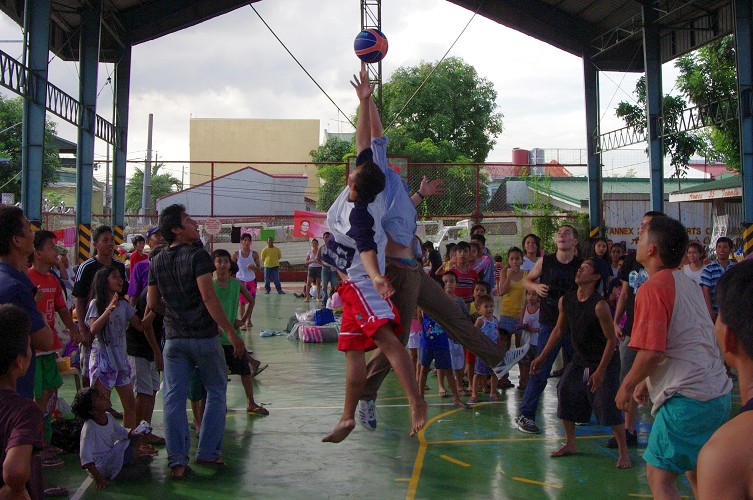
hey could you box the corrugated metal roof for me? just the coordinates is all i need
[524,176,710,206]
[671,174,740,194]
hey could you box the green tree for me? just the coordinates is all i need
[125,163,181,214]
[314,58,501,214]
[0,95,60,201]
[382,57,503,163]
[675,36,739,170]
[616,77,704,178]
[310,137,353,210]
[310,137,352,163]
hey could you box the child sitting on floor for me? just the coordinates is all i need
[71,387,151,489]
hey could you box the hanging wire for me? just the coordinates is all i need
[383,0,484,133]
[248,3,355,129]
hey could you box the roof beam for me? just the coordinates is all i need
[446,0,589,57]
[120,0,260,45]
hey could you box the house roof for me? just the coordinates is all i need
[158,166,307,202]
[523,176,710,207]
[484,161,572,181]
[668,174,742,202]
[686,162,733,179]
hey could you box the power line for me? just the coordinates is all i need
[248,3,355,129]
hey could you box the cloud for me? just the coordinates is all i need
[0,0,686,179]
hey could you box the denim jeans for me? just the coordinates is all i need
[264,266,283,293]
[518,322,574,421]
[319,266,339,304]
[162,336,228,467]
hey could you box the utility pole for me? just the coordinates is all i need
[140,113,153,222]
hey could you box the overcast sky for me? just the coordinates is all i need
[0,0,685,182]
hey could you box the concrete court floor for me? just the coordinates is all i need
[47,284,737,499]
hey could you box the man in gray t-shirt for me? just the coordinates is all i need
[147,204,246,479]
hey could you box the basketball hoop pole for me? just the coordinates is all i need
[360,0,383,115]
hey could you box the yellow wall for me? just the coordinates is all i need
[189,118,320,200]
[44,186,103,214]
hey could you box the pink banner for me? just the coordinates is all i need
[293,210,329,238]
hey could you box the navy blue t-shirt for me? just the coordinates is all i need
[0,263,46,399]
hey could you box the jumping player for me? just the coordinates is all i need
[321,64,427,443]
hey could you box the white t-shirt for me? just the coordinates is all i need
[522,305,540,347]
[79,413,131,479]
[521,256,538,272]
[323,183,387,279]
[682,264,703,285]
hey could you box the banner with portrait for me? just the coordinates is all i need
[293,210,329,238]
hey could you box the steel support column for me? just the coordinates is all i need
[584,55,601,236]
[643,5,664,212]
[20,0,51,225]
[75,0,101,263]
[112,45,130,231]
[734,0,753,252]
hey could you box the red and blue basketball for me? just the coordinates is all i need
[354,29,388,63]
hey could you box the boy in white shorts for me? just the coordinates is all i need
[321,64,427,443]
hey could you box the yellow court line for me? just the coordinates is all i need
[394,478,411,482]
[428,434,612,445]
[628,496,688,499]
[440,454,471,467]
[405,406,467,500]
[512,477,563,489]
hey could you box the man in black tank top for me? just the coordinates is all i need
[515,224,581,434]
[697,260,753,498]
[531,258,630,468]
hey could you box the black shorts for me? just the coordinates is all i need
[223,345,252,376]
[556,354,623,426]
[308,267,322,279]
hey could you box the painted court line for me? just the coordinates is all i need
[512,477,563,489]
[70,476,93,500]
[440,454,471,467]
[627,495,688,499]
[428,434,612,445]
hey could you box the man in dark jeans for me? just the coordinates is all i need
[147,204,246,479]
[516,224,581,435]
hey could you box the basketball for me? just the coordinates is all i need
[354,29,388,63]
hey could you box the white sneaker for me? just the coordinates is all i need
[493,344,530,379]
[357,399,377,431]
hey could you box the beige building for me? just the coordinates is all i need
[189,118,320,201]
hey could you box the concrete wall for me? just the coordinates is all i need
[189,118,320,200]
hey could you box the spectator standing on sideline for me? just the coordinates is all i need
[129,236,148,279]
[146,204,246,479]
[318,232,339,306]
[697,260,753,499]
[610,211,664,449]
[128,227,165,307]
[73,226,129,388]
[0,304,45,499]
[700,236,735,322]
[516,224,581,435]
[232,233,260,328]
[616,216,731,499]
[261,237,285,294]
[0,205,53,400]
